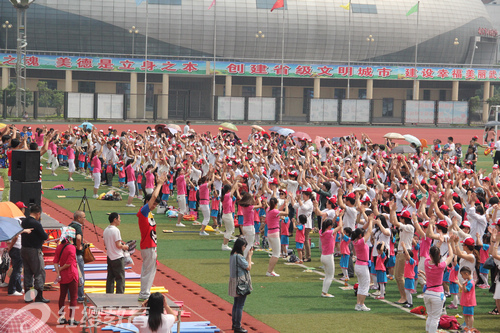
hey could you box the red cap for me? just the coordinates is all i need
[302,188,313,193]
[493,164,499,170]
[279,189,287,195]
[493,219,500,226]
[269,178,279,185]
[383,188,393,194]
[361,195,371,203]
[15,201,27,209]
[346,192,356,199]
[242,173,249,179]
[461,237,474,246]
[410,193,417,200]
[421,221,429,227]
[461,220,471,228]
[439,204,449,211]
[420,179,427,185]
[108,126,113,130]
[346,169,353,174]
[367,179,374,185]
[327,196,337,205]
[398,210,411,219]
[453,203,462,210]
[482,177,491,182]
[436,220,448,228]
[473,135,479,140]
[345,178,355,184]
[400,179,408,185]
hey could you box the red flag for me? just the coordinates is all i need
[208,0,216,10]
[271,0,284,12]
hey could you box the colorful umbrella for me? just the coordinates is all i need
[220,122,238,131]
[277,128,294,136]
[0,307,55,333]
[0,123,6,130]
[251,125,265,132]
[269,126,283,132]
[167,124,182,132]
[391,146,416,154]
[315,136,330,148]
[383,132,405,140]
[154,123,167,133]
[0,217,23,242]
[78,122,94,129]
[0,202,24,218]
[292,132,312,141]
[403,134,422,146]
[420,139,428,148]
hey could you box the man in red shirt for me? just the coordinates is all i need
[137,172,168,302]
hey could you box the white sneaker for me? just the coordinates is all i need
[176,223,186,227]
[221,244,232,251]
[8,291,23,296]
[126,204,135,207]
[354,304,361,311]
[359,304,371,311]
[93,194,98,199]
[266,271,280,277]
[199,231,209,236]
[0,282,8,287]
[52,173,58,176]
[416,293,425,299]
[68,178,74,181]
[321,293,335,298]
[371,290,381,296]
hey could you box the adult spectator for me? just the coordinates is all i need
[138,173,167,302]
[352,209,373,311]
[184,121,191,134]
[132,293,176,333]
[0,134,10,201]
[69,210,86,303]
[21,204,49,303]
[229,238,252,333]
[103,212,129,294]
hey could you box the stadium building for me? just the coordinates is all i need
[0,0,498,124]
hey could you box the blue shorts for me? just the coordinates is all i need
[296,242,304,250]
[58,154,63,160]
[280,235,289,245]
[254,222,261,233]
[480,263,490,274]
[370,262,377,274]
[78,161,85,168]
[210,209,219,218]
[169,183,174,191]
[449,282,459,295]
[462,306,474,316]
[119,177,125,183]
[63,155,68,161]
[405,278,415,290]
[263,224,268,237]
[188,201,197,209]
[238,215,244,226]
[340,254,349,268]
[387,255,396,268]
[377,271,387,284]
[259,209,266,217]
[138,184,142,190]
[335,233,340,243]
[161,194,170,201]
[443,270,450,283]
[88,166,94,173]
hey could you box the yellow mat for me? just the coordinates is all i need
[85,287,168,294]
[85,280,142,287]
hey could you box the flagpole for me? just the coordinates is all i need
[143,0,149,120]
[279,5,285,124]
[412,1,420,100]
[347,0,351,99]
[212,2,217,121]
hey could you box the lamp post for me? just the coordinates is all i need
[9,0,35,118]
[255,31,265,60]
[366,34,374,62]
[2,21,13,51]
[453,37,459,64]
[129,26,139,55]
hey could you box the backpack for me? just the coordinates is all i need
[288,255,298,263]
[438,315,459,330]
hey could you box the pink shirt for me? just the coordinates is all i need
[211,197,220,210]
[295,224,305,243]
[340,235,351,255]
[199,183,209,205]
[281,218,290,236]
[375,252,386,271]
[424,258,446,292]
[460,279,476,307]
[145,170,155,189]
[125,164,136,182]
[353,238,369,265]
[53,242,78,284]
[222,193,234,214]
[67,147,75,159]
[320,229,335,256]
[176,175,187,195]
[118,166,126,178]
[92,156,101,174]
[241,205,255,227]
[266,209,281,233]
[35,133,44,146]
[449,264,459,284]
[419,236,432,259]
[404,258,416,279]
[161,182,170,195]
[480,245,490,264]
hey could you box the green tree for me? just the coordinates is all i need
[4,83,33,116]
[36,81,64,117]
[470,95,482,113]
[52,90,64,117]
[487,92,500,107]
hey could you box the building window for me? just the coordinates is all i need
[78,81,95,94]
[242,86,256,97]
[382,98,394,117]
[256,0,287,10]
[423,90,431,101]
[147,0,182,5]
[272,87,286,112]
[39,80,57,90]
[439,90,447,101]
[358,89,367,99]
[351,4,377,14]
[303,88,314,115]
[116,83,130,111]
[406,89,413,100]
[335,88,346,99]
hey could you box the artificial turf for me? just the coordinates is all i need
[39,146,500,333]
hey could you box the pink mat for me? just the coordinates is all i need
[85,272,141,280]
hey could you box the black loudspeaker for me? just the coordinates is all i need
[10,181,42,215]
[11,150,41,182]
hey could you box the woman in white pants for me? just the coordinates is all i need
[239,192,262,260]
[264,197,289,277]
[319,212,343,297]
[125,158,137,207]
[221,183,240,251]
[423,244,454,333]
[198,172,215,236]
[352,212,373,311]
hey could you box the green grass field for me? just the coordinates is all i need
[40,146,500,333]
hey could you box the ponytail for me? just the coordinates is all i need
[321,219,333,234]
[429,246,441,266]
[269,197,277,211]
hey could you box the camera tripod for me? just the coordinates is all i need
[78,188,99,242]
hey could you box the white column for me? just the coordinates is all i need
[1,67,9,90]
[313,78,320,98]
[452,81,459,101]
[256,77,263,97]
[225,75,232,97]
[366,79,373,100]
[161,73,169,120]
[65,70,72,92]
[130,72,138,119]
[483,81,491,122]
[413,80,420,100]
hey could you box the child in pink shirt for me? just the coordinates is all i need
[280,217,290,257]
[477,233,491,288]
[401,242,416,308]
[294,215,306,264]
[448,259,460,309]
[458,266,476,330]
[340,227,352,281]
[375,242,387,299]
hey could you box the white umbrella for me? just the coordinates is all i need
[383,132,405,140]
[403,134,421,146]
